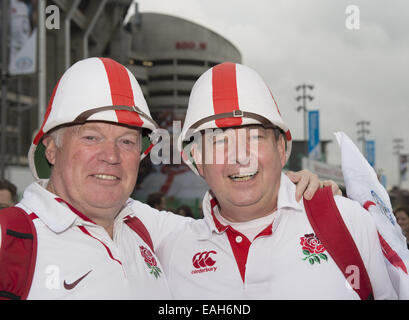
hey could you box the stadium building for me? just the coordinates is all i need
[110,10,242,127]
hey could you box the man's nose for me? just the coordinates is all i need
[227,133,251,165]
[236,144,250,165]
[99,140,121,164]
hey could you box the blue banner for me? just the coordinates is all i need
[401,154,408,181]
[365,140,375,167]
[380,175,387,188]
[308,110,321,160]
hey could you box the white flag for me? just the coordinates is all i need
[335,131,409,299]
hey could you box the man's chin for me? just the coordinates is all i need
[228,194,262,208]
[85,194,128,211]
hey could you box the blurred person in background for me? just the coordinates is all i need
[395,205,409,248]
[146,192,166,211]
[176,205,194,218]
[0,179,18,209]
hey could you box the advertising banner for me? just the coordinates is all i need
[400,154,408,182]
[365,140,375,167]
[8,0,37,75]
[308,110,321,160]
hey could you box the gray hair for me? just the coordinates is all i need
[48,127,65,148]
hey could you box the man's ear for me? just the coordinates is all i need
[42,135,58,166]
[277,135,286,169]
[191,143,204,177]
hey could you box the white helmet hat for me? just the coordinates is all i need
[29,57,159,180]
[179,62,292,175]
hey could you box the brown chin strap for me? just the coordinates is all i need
[73,105,159,128]
[188,110,276,131]
[187,109,292,144]
[181,110,292,176]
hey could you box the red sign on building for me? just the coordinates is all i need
[175,42,207,50]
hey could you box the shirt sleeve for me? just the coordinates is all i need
[129,200,193,252]
[334,196,398,299]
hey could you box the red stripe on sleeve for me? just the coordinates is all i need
[378,232,408,274]
[363,201,376,211]
[212,63,242,128]
[99,58,143,127]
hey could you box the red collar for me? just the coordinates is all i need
[210,197,229,233]
[209,196,273,237]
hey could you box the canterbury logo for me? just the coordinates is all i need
[192,251,217,268]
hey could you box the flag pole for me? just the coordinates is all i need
[38,0,46,127]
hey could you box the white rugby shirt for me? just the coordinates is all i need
[135,173,397,299]
[10,180,171,299]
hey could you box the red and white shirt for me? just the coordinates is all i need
[135,173,397,299]
[11,180,171,299]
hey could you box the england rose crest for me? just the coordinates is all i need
[300,233,328,265]
[139,246,162,278]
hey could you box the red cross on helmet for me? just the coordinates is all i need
[28,57,158,179]
[179,62,292,175]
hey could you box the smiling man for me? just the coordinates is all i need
[195,125,285,223]
[0,57,171,299]
[134,62,397,299]
[43,123,143,237]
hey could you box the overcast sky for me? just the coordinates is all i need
[130,0,409,189]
